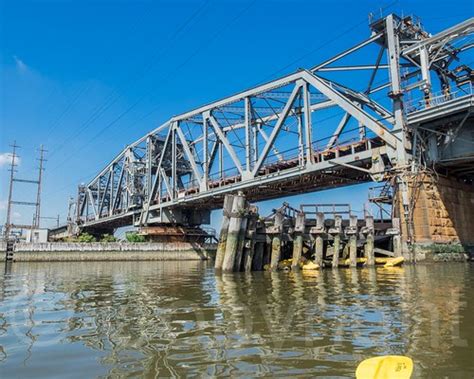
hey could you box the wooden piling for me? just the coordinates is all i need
[346,215,358,268]
[215,194,234,270]
[329,215,342,269]
[252,242,264,271]
[393,235,402,258]
[363,215,375,266]
[392,218,402,258]
[222,193,246,272]
[315,236,324,268]
[234,203,249,271]
[311,212,325,268]
[243,208,258,272]
[332,235,340,268]
[263,240,272,266]
[349,236,357,267]
[365,234,375,266]
[270,210,284,271]
[291,212,305,269]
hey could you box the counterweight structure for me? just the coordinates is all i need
[71,14,474,246]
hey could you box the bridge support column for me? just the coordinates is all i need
[243,207,258,272]
[234,209,249,272]
[349,236,357,267]
[329,215,342,268]
[215,194,234,270]
[270,210,284,271]
[362,215,375,266]
[393,173,474,253]
[222,193,246,272]
[314,236,324,268]
[365,234,375,266]
[332,235,340,268]
[346,215,358,267]
[291,212,305,269]
[252,242,264,271]
[311,212,325,268]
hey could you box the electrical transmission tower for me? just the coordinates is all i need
[4,141,19,240]
[33,145,47,228]
[3,142,47,240]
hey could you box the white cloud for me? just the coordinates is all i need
[13,55,28,72]
[0,200,6,210]
[0,152,20,168]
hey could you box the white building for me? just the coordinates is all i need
[25,229,49,243]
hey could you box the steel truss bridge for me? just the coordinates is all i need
[71,14,473,234]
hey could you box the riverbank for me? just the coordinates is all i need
[0,242,216,262]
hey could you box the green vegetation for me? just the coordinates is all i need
[100,234,117,242]
[427,243,465,254]
[125,232,146,243]
[77,232,96,243]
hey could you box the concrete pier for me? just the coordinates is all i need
[222,194,246,272]
[270,210,284,271]
[291,212,305,269]
[215,194,234,270]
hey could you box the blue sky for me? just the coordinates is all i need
[0,0,472,231]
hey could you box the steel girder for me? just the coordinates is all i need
[76,14,473,229]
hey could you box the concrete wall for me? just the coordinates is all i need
[395,174,474,246]
[1,242,216,262]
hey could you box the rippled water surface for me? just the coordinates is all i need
[0,261,473,378]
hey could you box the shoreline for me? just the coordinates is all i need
[0,241,216,262]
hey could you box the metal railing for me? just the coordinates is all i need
[405,83,472,114]
[301,203,352,219]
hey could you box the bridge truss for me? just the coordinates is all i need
[73,14,473,233]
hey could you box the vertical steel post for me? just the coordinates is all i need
[419,46,432,103]
[244,97,252,173]
[218,140,224,179]
[386,14,412,250]
[171,124,177,199]
[146,136,152,199]
[297,111,304,165]
[302,81,313,164]
[253,122,259,165]
[109,165,114,217]
[34,145,46,229]
[4,142,18,240]
[202,113,209,190]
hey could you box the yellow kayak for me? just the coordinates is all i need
[356,355,413,379]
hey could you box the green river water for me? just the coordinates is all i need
[0,261,473,378]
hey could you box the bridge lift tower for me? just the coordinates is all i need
[68,14,473,251]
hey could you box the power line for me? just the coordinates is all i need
[48,0,256,174]
[42,3,155,144]
[47,0,213,161]
[259,0,399,83]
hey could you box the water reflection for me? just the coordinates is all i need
[0,261,473,378]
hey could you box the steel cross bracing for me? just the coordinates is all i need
[75,14,473,230]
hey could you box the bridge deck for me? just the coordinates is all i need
[82,136,384,230]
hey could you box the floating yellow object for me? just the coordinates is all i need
[384,257,405,267]
[302,261,319,270]
[356,355,413,379]
[341,257,396,266]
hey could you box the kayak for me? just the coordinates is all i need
[356,355,413,379]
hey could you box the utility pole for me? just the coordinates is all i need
[34,145,47,228]
[4,142,19,240]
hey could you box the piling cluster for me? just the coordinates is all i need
[215,193,403,272]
